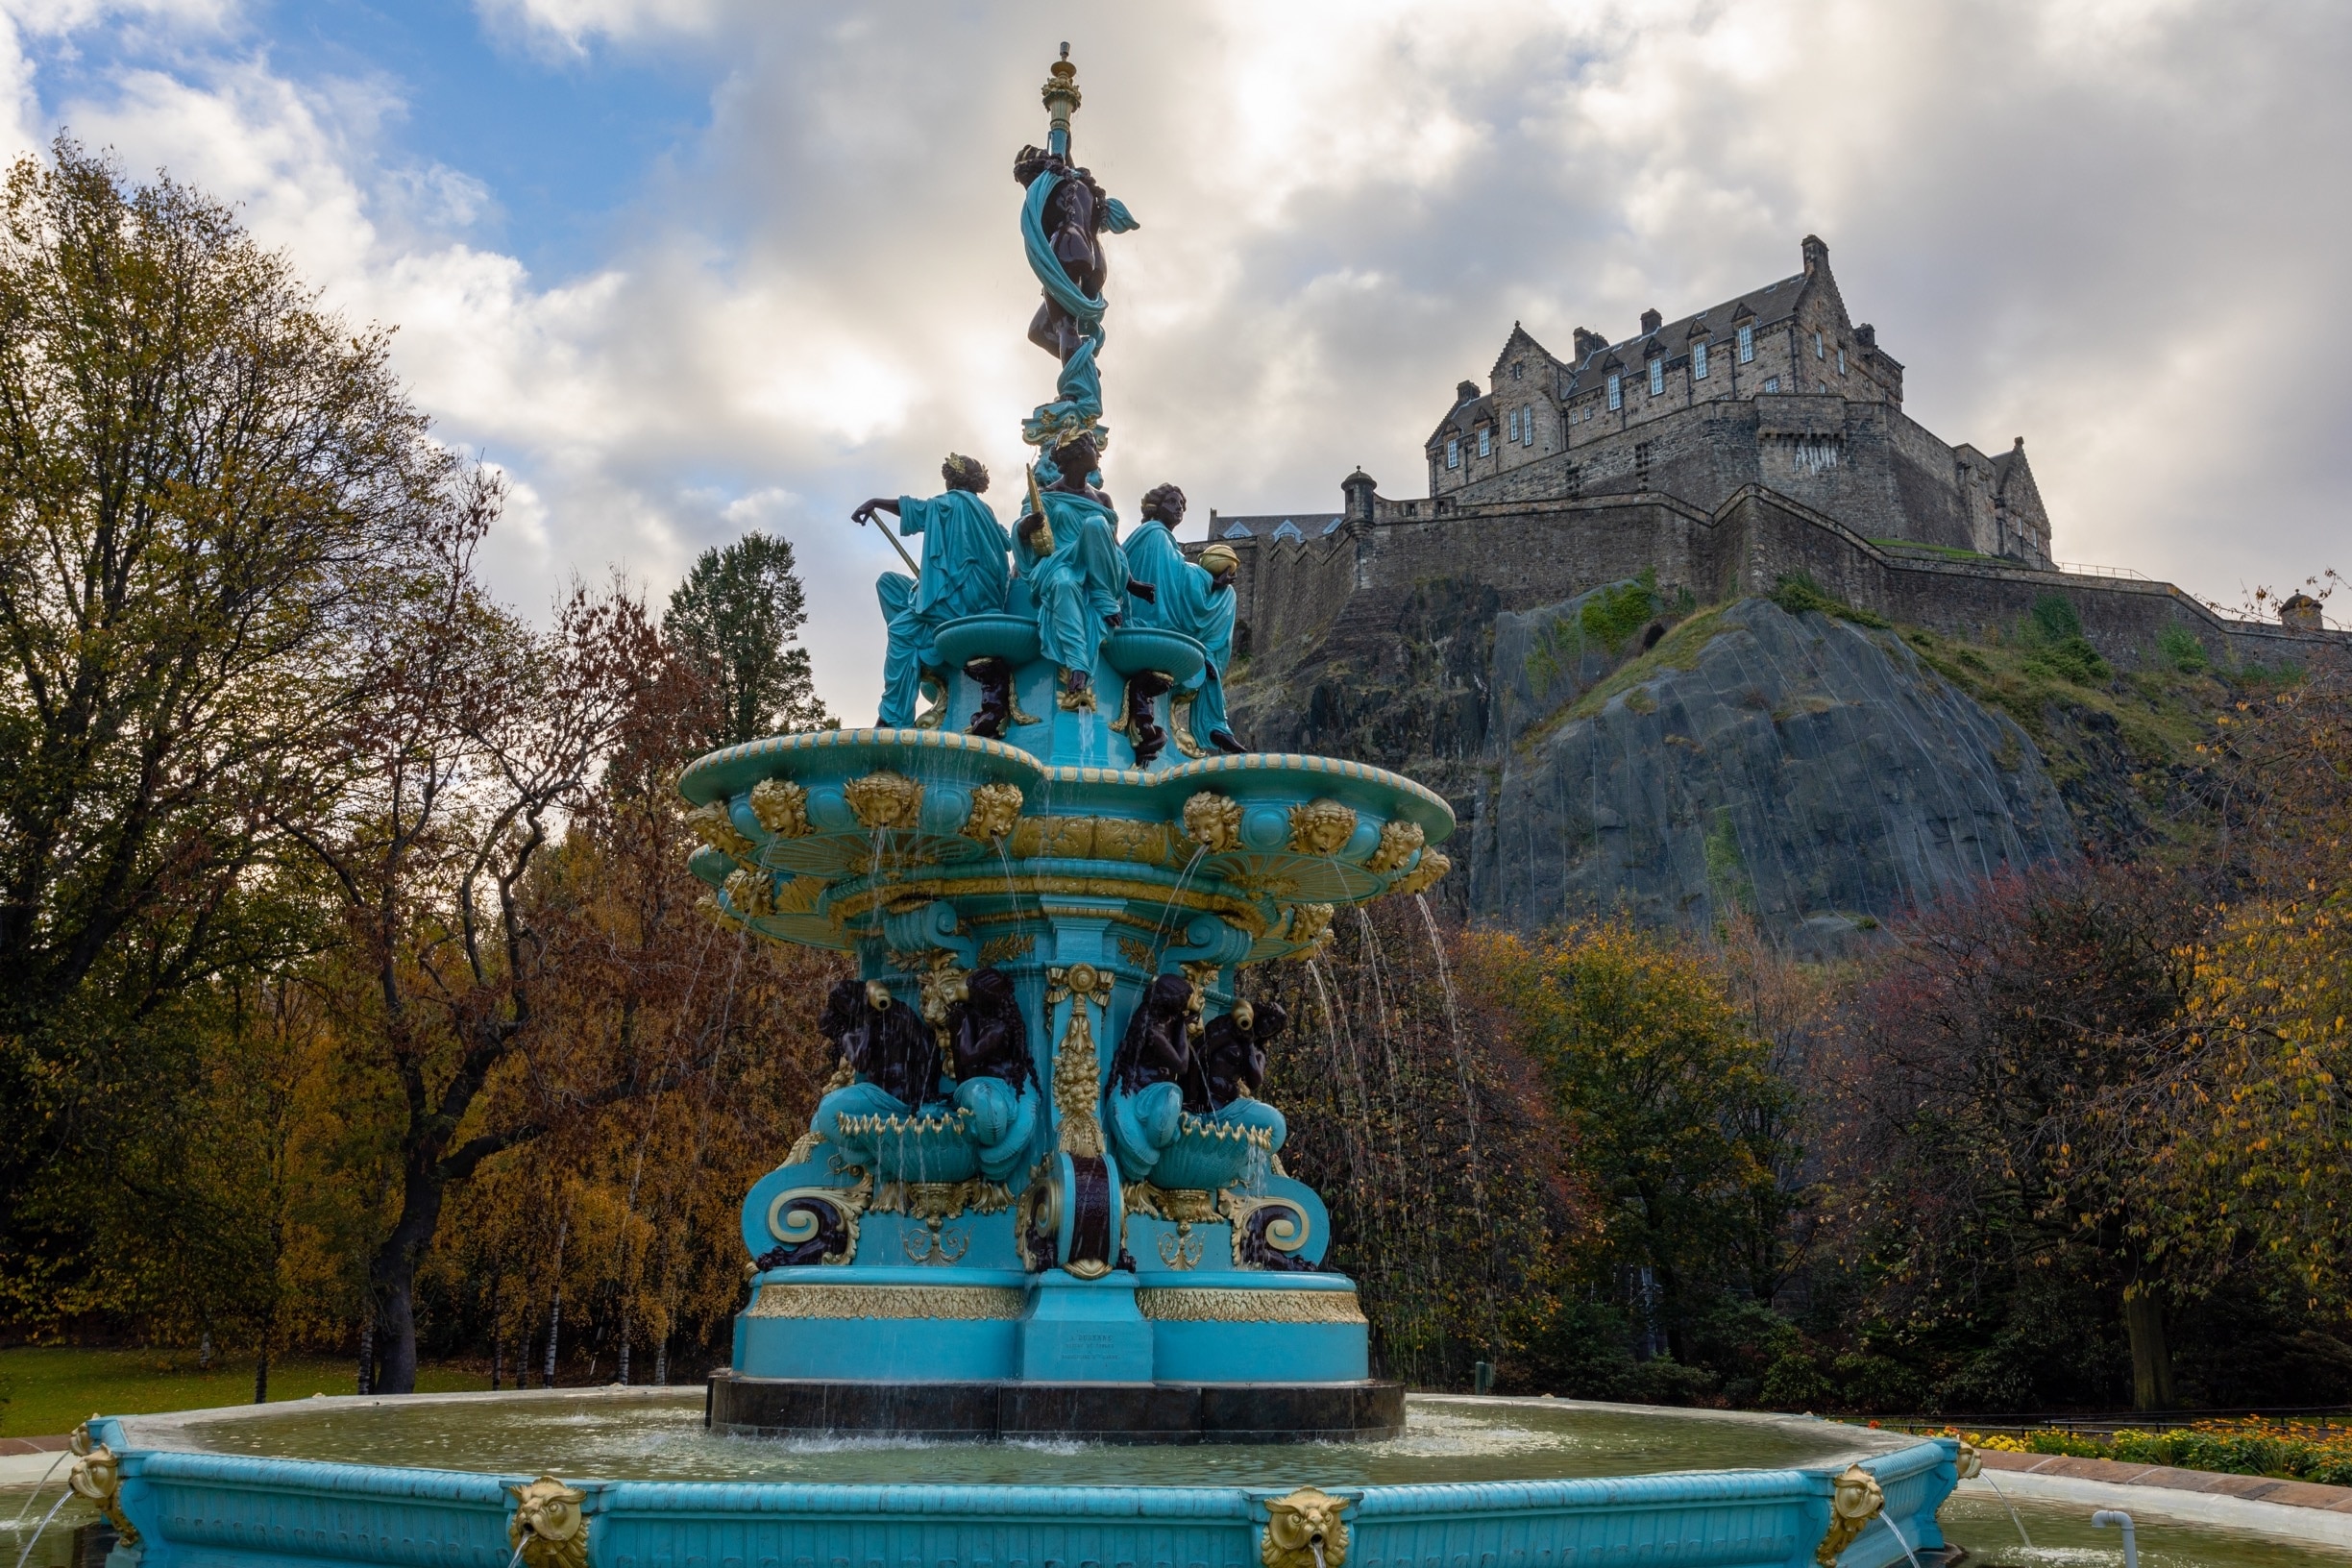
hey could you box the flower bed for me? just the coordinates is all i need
[1935,1419,2352,1486]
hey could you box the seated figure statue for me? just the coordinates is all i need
[1107,978,1286,1190]
[1188,998,1288,1151]
[943,966,1040,1185]
[1015,432,1154,711]
[1122,482,1244,753]
[811,980,948,1163]
[853,454,1012,727]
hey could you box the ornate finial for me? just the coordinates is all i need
[1042,47,1081,149]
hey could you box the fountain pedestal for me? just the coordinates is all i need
[685,616,1454,1440]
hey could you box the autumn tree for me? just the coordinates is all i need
[1827,863,2213,1410]
[662,531,830,746]
[1256,899,1575,1386]
[0,137,455,1309]
[281,484,682,1394]
[2177,667,2352,1311]
[1470,921,1803,1372]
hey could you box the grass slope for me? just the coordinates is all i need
[0,1347,488,1436]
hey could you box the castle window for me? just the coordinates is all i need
[1837,347,1847,375]
[1693,340,1709,379]
[1607,372,1622,409]
[1737,325,1754,362]
[1648,357,1664,396]
[1272,519,1304,543]
[1512,363,1524,381]
[1813,330,1825,359]
[1478,427,1491,458]
[1763,376,1780,393]
[1446,437,1459,469]
[1526,407,1537,445]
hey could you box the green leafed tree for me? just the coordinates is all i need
[0,137,451,1287]
[662,531,831,746]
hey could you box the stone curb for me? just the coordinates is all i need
[1967,1451,2352,1549]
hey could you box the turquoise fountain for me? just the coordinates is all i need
[48,45,1958,1568]
[672,41,1460,1446]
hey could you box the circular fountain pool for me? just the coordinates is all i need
[118,1387,1914,1486]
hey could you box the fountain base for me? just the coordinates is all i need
[706,1372,1407,1443]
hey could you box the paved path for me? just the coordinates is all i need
[1972,1448,2352,1547]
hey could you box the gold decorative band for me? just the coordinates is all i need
[1135,1288,1366,1325]
[748,1284,1025,1320]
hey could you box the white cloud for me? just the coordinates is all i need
[9,0,2351,717]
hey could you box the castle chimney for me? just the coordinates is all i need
[1341,468,1378,525]
[1456,380,1481,405]
[1639,306,1662,336]
[1802,234,1828,275]
[1854,323,1875,348]
[2279,593,2324,631]
[1572,327,1605,361]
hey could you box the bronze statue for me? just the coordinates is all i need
[817,977,946,1111]
[1191,998,1287,1114]
[945,967,1033,1091]
[1015,147,1115,364]
[1111,972,1199,1094]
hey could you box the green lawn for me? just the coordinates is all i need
[0,1347,489,1437]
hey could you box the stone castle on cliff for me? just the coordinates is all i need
[1199,234,2327,673]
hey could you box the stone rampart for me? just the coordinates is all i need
[1208,483,2339,678]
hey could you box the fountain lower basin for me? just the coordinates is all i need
[73,1389,1959,1568]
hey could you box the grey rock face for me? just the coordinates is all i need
[1469,594,2078,937]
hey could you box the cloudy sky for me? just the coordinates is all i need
[8,0,2345,717]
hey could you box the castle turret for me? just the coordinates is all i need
[1342,468,1378,524]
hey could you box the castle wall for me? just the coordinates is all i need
[1207,485,2338,691]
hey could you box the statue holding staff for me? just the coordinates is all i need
[852,453,1011,728]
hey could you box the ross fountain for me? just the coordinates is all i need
[48,45,1959,1568]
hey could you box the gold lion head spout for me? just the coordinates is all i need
[508,1475,589,1568]
[1262,1487,1350,1568]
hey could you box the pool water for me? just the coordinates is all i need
[134,1390,1903,1487]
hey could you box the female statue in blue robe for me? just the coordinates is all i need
[1013,434,1141,710]
[1122,484,1245,753]
[852,454,1011,726]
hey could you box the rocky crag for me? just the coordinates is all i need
[1227,575,2231,946]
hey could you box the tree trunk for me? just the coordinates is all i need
[365,1156,453,1395]
[356,1318,374,1395]
[2125,1286,2176,1410]
[254,1346,269,1404]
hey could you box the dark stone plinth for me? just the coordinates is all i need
[707,1371,1404,1444]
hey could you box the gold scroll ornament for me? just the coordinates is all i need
[1262,1486,1350,1568]
[506,1476,589,1568]
[1045,963,1115,1158]
[1287,798,1358,856]
[1815,1463,1885,1567]
[1953,1441,1982,1480]
[66,1422,138,1547]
